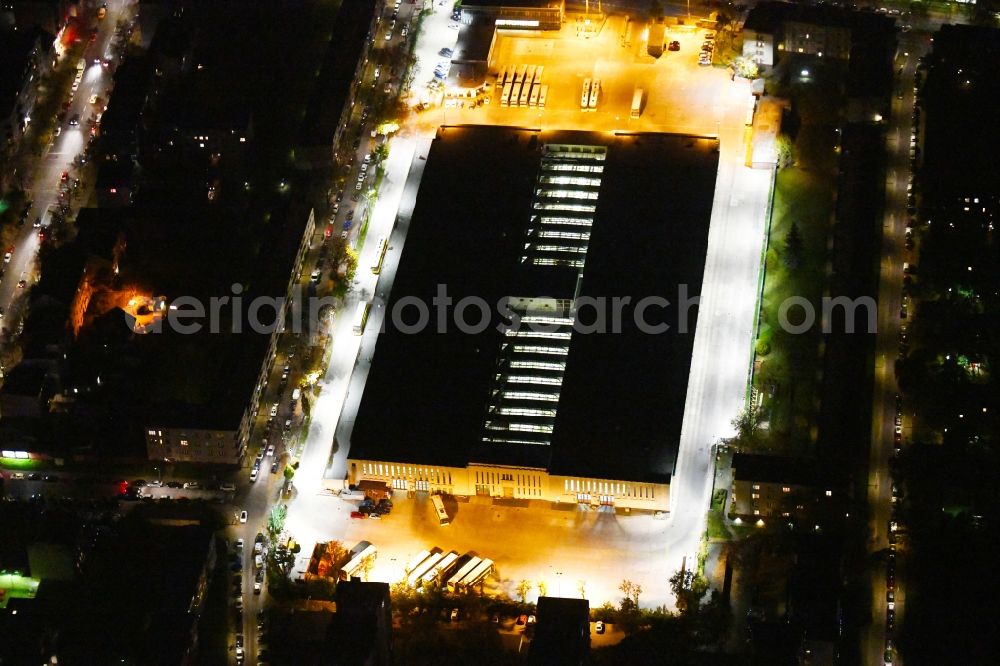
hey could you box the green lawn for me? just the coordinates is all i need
[0,457,47,471]
[752,59,841,453]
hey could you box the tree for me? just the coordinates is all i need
[268,504,287,540]
[783,221,803,270]
[668,569,709,615]
[618,579,641,612]
[733,56,760,80]
[516,579,532,603]
[372,144,390,166]
[775,133,795,168]
[283,465,295,482]
[537,581,548,598]
[577,580,587,599]
[730,404,762,450]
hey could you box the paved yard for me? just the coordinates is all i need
[286,489,675,607]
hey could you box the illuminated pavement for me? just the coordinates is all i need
[286,7,773,609]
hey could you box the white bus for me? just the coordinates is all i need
[371,235,387,274]
[352,301,370,335]
[431,495,450,525]
[515,64,527,84]
[525,65,536,87]
[500,80,513,107]
[581,78,591,108]
[533,65,544,85]
[341,544,377,580]
[407,550,446,587]
[510,80,523,107]
[745,95,757,126]
[630,87,643,119]
[588,79,600,109]
[497,64,509,87]
[422,551,459,584]
[518,79,531,107]
[404,549,432,578]
[459,558,494,590]
[528,82,540,107]
[538,84,548,108]
[446,556,482,591]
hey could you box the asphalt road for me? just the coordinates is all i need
[863,27,932,666]
[1,0,132,347]
[229,3,423,663]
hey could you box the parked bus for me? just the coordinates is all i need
[431,495,450,525]
[407,550,446,587]
[459,558,494,590]
[404,549,432,578]
[533,65,544,85]
[581,78,591,109]
[352,301,370,335]
[510,80,523,107]
[630,87,643,119]
[538,84,548,109]
[525,65,536,87]
[371,235,387,274]
[745,96,757,126]
[518,79,531,107]
[422,551,459,584]
[500,80,513,107]
[588,79,600,109]
[528,82,540,107]
[515,64,527,84]
[446,556,482,591]
[341,544,377,580]
[497,65,509,87]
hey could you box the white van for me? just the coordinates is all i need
[291,388,301,401]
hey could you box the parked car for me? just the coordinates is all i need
[239,510,248,524]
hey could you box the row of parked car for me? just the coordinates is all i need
[698,32,716,67]
[350,496,393,519]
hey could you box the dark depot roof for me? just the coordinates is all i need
[350,127,718,483]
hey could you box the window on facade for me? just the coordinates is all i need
[825,490,833,497]
[752,484,760,490]
[180,439,189,446]
[782,487,791,493]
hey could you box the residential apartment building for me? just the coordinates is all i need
[730,453,841,520]
[0,25,54,150]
